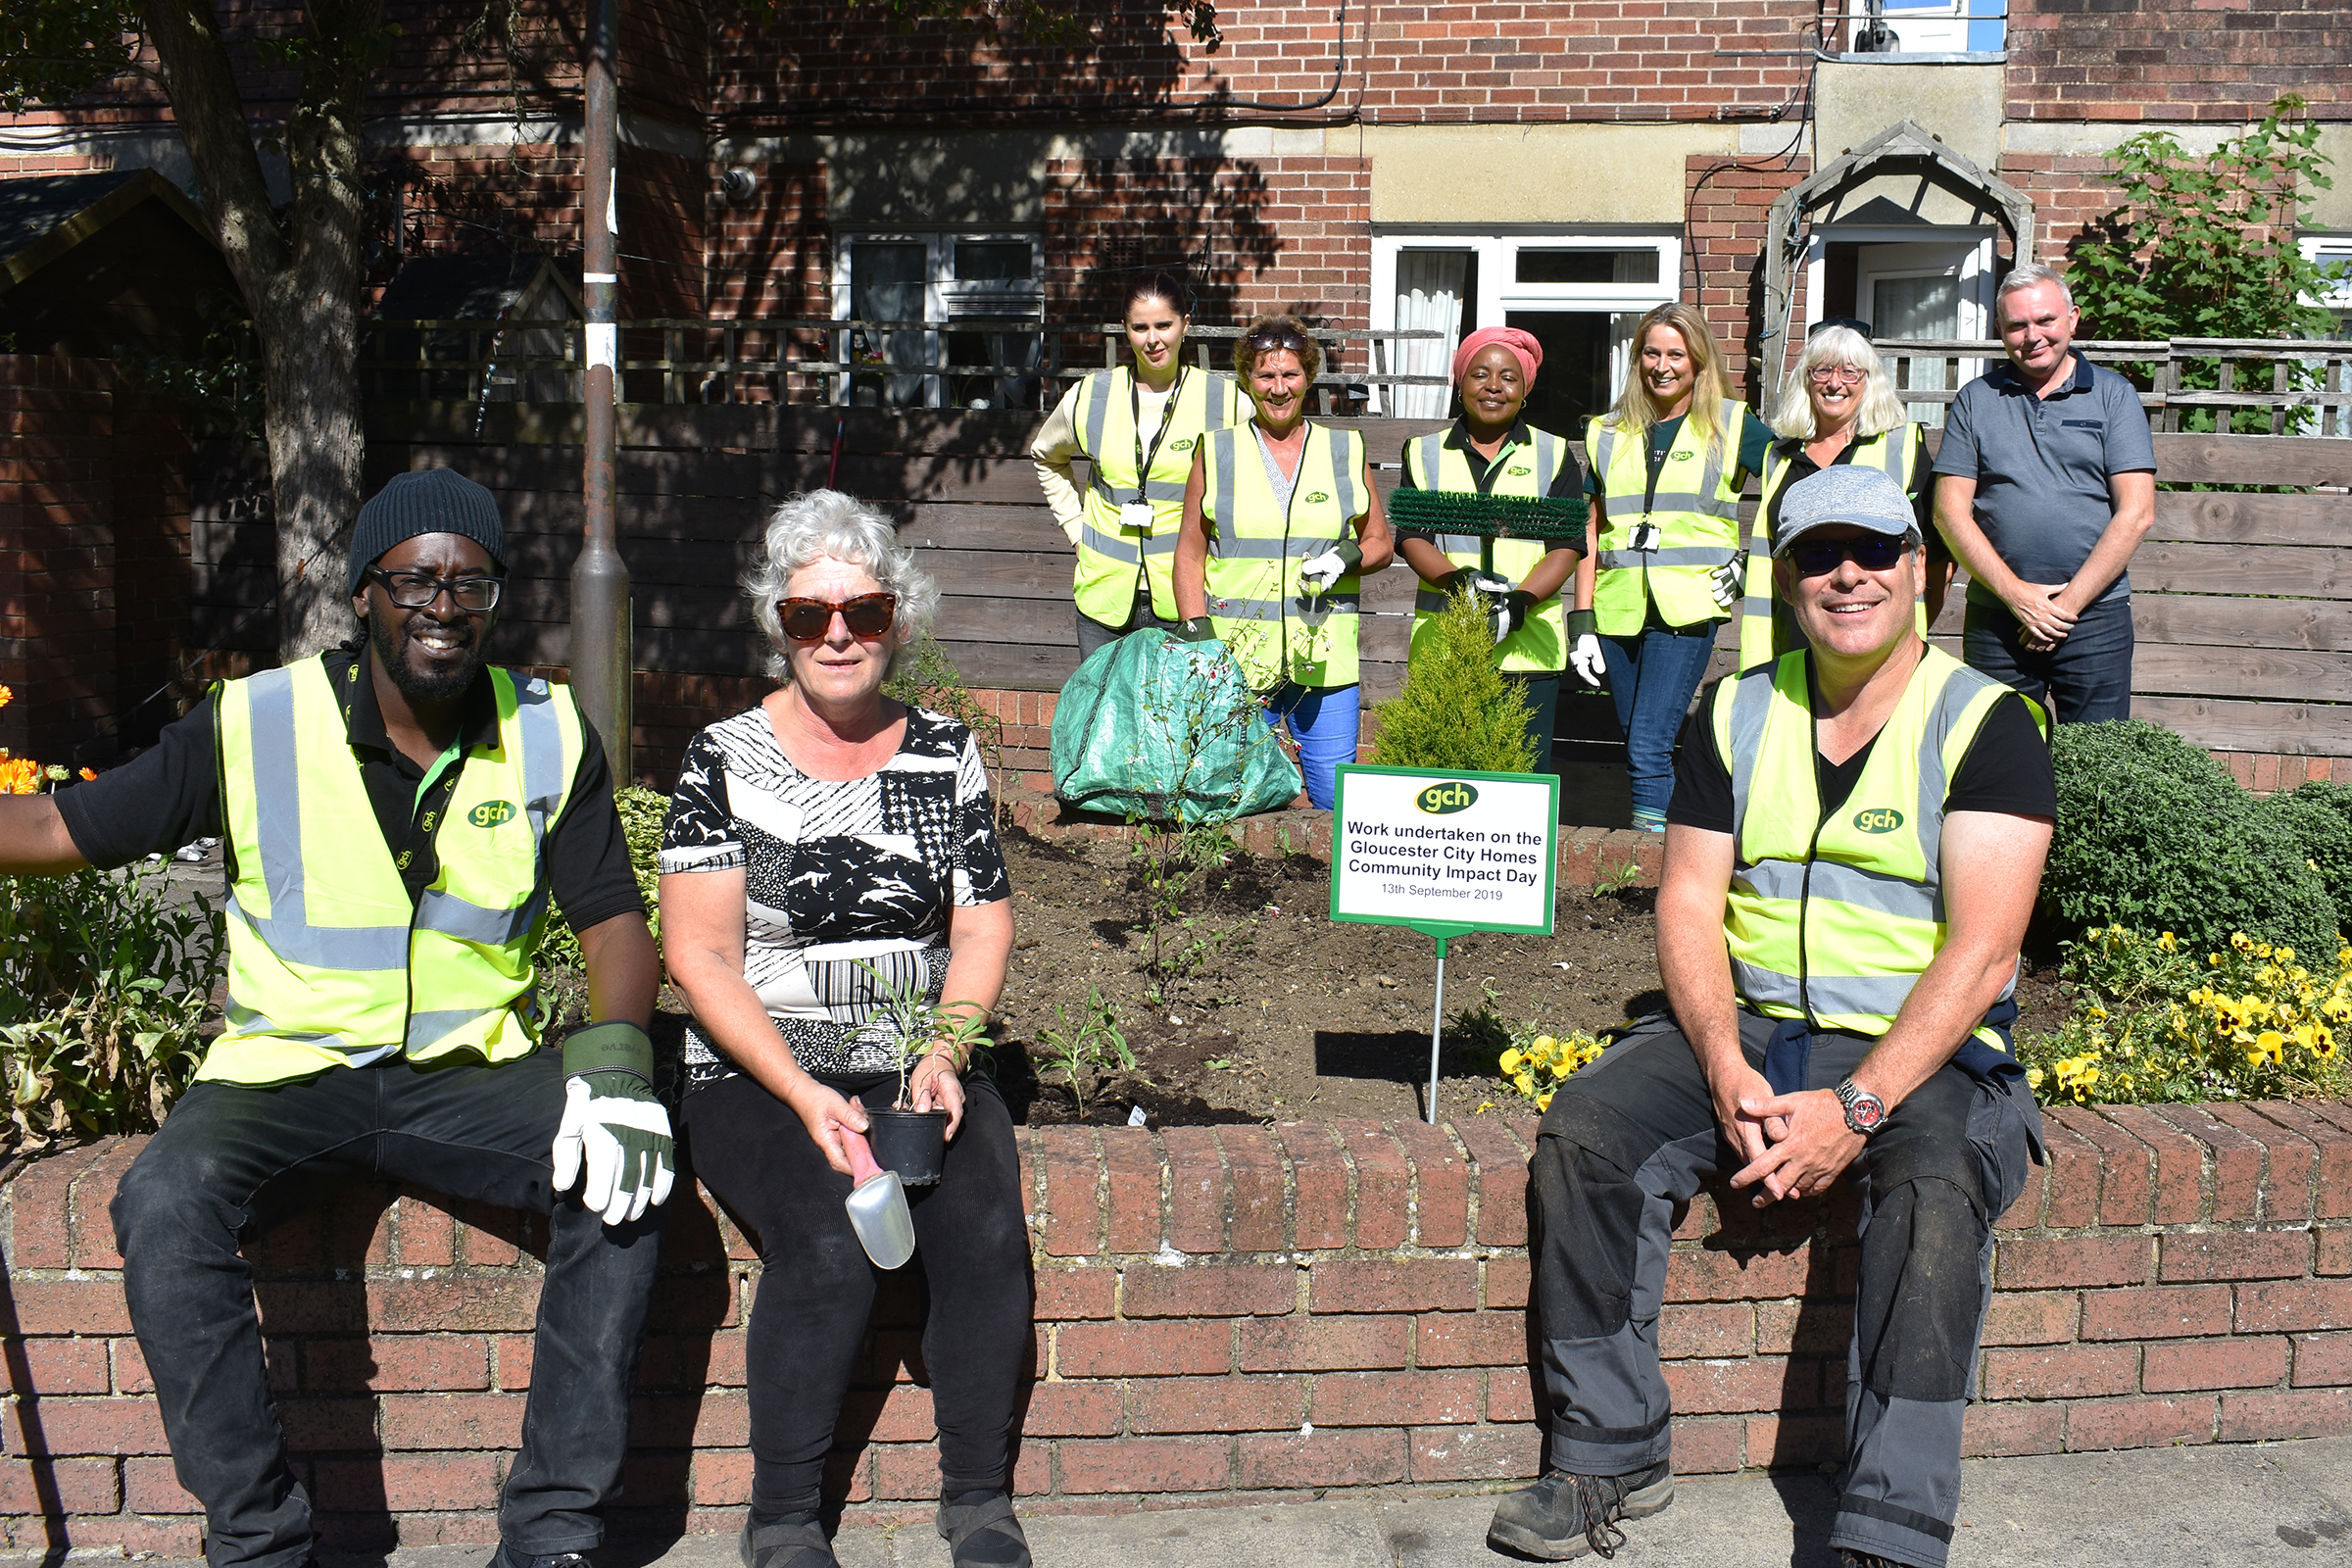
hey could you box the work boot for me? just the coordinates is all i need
[739,1518,837,1568]
[936,1490,1032,1568]
[489,1547,592,1568]
[1838,1554,1901,1568]
[1486,1459,1675,1560]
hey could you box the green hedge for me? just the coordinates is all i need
[2044,721,2342,956]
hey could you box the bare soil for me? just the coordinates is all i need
[974,827,2073,1129]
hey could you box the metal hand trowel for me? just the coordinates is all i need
[841,1128,914,1269]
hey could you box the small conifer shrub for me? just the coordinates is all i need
[1367,589,1538,773]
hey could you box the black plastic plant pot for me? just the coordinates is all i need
[866,1106,949,1186]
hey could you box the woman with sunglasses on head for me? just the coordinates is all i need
[1736,318,1947,672]
[1575,302,1773,832]
[1032,270,1250,658]
[1393,325,1587,774]
[1172,312,1395,810]
[658,491,1029,1568]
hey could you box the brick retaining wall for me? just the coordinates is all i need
[7,1104,2352,1552]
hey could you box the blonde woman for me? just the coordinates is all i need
[1573,303,1771,831]
[1737,318,1945,671]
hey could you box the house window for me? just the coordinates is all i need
[1370,232,1680,433]
[1841,0,2006,55]
[833,232,1046,410]
[2303,236,2352,340]
[1805,232,1996,426]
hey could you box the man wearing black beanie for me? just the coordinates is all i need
[0,467,672,1568]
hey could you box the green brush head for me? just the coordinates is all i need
[1388,487,1592,541]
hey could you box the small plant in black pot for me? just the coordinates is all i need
[854,959,991,1186]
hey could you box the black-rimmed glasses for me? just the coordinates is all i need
[366,566,503,612]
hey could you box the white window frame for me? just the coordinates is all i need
[830,231,1045,408]
[1800,228,1995,423]
[2301,234,2352,336]
[1369,230,1682,416]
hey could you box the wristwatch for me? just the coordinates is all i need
[1835,1077,1886,1138]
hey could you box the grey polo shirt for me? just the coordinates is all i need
[1934,354,2156,609]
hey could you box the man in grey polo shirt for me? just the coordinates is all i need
[1933,261,2156,721]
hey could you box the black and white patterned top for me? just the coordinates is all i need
[660,704,1010,1094]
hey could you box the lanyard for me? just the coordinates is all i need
[1130,365,1189,502]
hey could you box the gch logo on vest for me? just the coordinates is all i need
[1305,491,1331,504]
[469,800,517,829]
[1416,781,1479,815]
[1852,807,1905,834]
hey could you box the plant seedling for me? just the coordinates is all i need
[851,958,992,1108]
[1036,983,1134,1111]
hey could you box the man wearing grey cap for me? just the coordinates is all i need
[0,467,671,1568]
[1490,466,2052,1568]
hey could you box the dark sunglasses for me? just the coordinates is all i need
[1786,534,1913,577]
[1244,326,1310,354]
[366,565,503,612]
[776,592,898,642]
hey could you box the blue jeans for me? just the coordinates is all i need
[1599,622,1718,820]
[1264,682,1360,809]
[109,1050,664,1568]
[1962,592,2133,723]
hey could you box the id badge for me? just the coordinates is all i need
[1118,501,1155,532]
[1631,522,1662,552]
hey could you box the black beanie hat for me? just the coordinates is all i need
[347,467,508,597]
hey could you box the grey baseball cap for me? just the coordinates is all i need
[1772,465,1919,557]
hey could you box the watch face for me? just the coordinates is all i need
[1847,1093,1886,1132]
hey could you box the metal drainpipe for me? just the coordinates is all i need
[572,0,633,783]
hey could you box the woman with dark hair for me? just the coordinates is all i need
[1172,313,1394,810]
[660,490,1028,1568]
[1737,320,1944,671]
[1393,324,1587,773]
[1575,302,1773,831]
[1031,270,1250,657]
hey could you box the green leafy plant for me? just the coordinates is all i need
[2068,95,2351,433]
[1591,856,1643,899]
[2042,720,2338,960]
[539,784,668,1014]
[885,629,1007,820]
[2017,923,2352,1105]
[0,863,226,1153]
[1443,981,1607,1110]
[1035,983,1134,1111]
[1367,589,1538,773]
[851,958,994,1109]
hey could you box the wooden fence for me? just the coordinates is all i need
[180,407,2352,778]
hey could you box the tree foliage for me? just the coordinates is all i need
[1367,591,1539,774]
[2068,95,2351,431]
[0,0,143,113]
[746,0,1223,50]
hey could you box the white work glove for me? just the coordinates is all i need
[1298,540,1364,593]
[1708,558,1744,611]
[1566,611,1606,687]
[550,1021,677,1225]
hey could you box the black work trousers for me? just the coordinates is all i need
[108,1047,664,1568]
[1531,1011,2039,1568]
[680,1069,1032,1521]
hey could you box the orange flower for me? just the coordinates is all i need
[0,683,13,710]
[0,757,41,794]
[77,766,96,781]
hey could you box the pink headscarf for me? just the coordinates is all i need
[1451,326,1543,387]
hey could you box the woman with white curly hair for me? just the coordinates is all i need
[658,490,1030,1568]
[1736,319,1949,670]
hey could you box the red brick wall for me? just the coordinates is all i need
[0,358,118,767]
[8,1103,2352,1547]
[1685,155,1811,401]
[2005,0,2352,122]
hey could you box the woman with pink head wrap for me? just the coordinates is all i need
[1393,324,1590,778]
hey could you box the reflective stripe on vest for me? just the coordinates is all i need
[1072,368,1243,622]
[1587,406,1751,635]
[1715,644,2038,1045]
[1737,426,1919,673]
[1201,421,1367,690]
[1404,424,1572,673]
[206,657,583,1086]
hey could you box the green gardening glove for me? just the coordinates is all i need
[551,1021,675,1225]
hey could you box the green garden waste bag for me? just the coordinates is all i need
[1050,630,1301,823]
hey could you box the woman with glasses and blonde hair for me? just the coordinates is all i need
[1574,302,1772,832]
[1735,318,1947,671]
[1174,312,1394,809]
[659,489,1031,1568]
[1032,270,1250,657]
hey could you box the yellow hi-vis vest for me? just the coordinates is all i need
[205,656,586,1086]
[1713,642,2041,1052]
[1072,366,1247,624]
[1202,421,1368,691]
[1586,403,1755,636]
[1403,424,1574,674]
[1738,424,1925,673]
